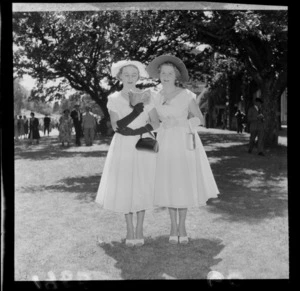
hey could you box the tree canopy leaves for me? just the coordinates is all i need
[13,9,287,145]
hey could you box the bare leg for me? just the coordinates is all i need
[136,210,145,239]
[168,208,178,236]
[125,212,135,240]
[178,208,188,237]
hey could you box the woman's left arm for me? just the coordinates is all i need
[188,99,205,125]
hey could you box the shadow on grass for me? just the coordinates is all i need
[199,131,287,222]
[14,135,112,160]
[98,235,224,280]
[16,130,288,222]
[20,175,101,203]
[14,149,108,160]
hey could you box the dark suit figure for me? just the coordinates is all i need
[70,105,82,146]
[205,113,209,129]
[23,116,29,138]
[235,110,245,133]
[29,112,40,144]
[44,115,51,136]
[247,98,265,156]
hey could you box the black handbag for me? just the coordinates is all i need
[135,131,159,153]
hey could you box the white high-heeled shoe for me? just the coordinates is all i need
[179,236,189,244]
[125,239,135,247]
[169,236,178,244]
[135,239,145,247]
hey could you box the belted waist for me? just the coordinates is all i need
[160,118,189,129]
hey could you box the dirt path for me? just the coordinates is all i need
[14,128,288,280]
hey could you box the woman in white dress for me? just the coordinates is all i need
[146,55,219,245]
[95,60,160,247]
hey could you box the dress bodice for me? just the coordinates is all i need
[154,88,196,129]
[107,91,155,129]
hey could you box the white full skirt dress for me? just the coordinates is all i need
[95,91,156,213]
[154,89,219,208]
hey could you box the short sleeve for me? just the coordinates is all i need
[107,94,119,113]
[187,89,197,103]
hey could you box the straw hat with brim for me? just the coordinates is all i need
[146,55,189,83]
[111,60,149,79]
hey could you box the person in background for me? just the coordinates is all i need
[91,109,98,141]
[81,106,97,146]
[23,116,29,138]
[98,116,108,136]
[55,120,60,130]
[221,111,227,129]
[58,109,73,147]
[50,118,56,133]
[95,117,102,139]
[18,115,25,139]
[28,112,40,144]
[44,114,51,136]
[235,109,245,134]
[212,109,217,128]
[205,112,210,129]
[70,104,82,146]
[14,115,19,141]
[247,97,265,156]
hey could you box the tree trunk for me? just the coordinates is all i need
[90,92,110,119]
[261,80,280,148]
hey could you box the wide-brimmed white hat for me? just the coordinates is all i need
[146,55,189,82]
[111,60,149,79]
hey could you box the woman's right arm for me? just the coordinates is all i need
[109,110,119,132]
[188,98,205,125]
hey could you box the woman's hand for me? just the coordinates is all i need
[132,102,144,114]
[129,90,151,107]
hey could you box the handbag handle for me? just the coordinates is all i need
[140,125,156,139]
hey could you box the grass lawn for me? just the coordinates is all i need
[14,127,288,280]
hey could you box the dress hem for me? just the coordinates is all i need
[153,200,218,209]
[95,203,155,214]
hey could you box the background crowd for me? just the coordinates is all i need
[14,101,265,154]
[14,105,112,147]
